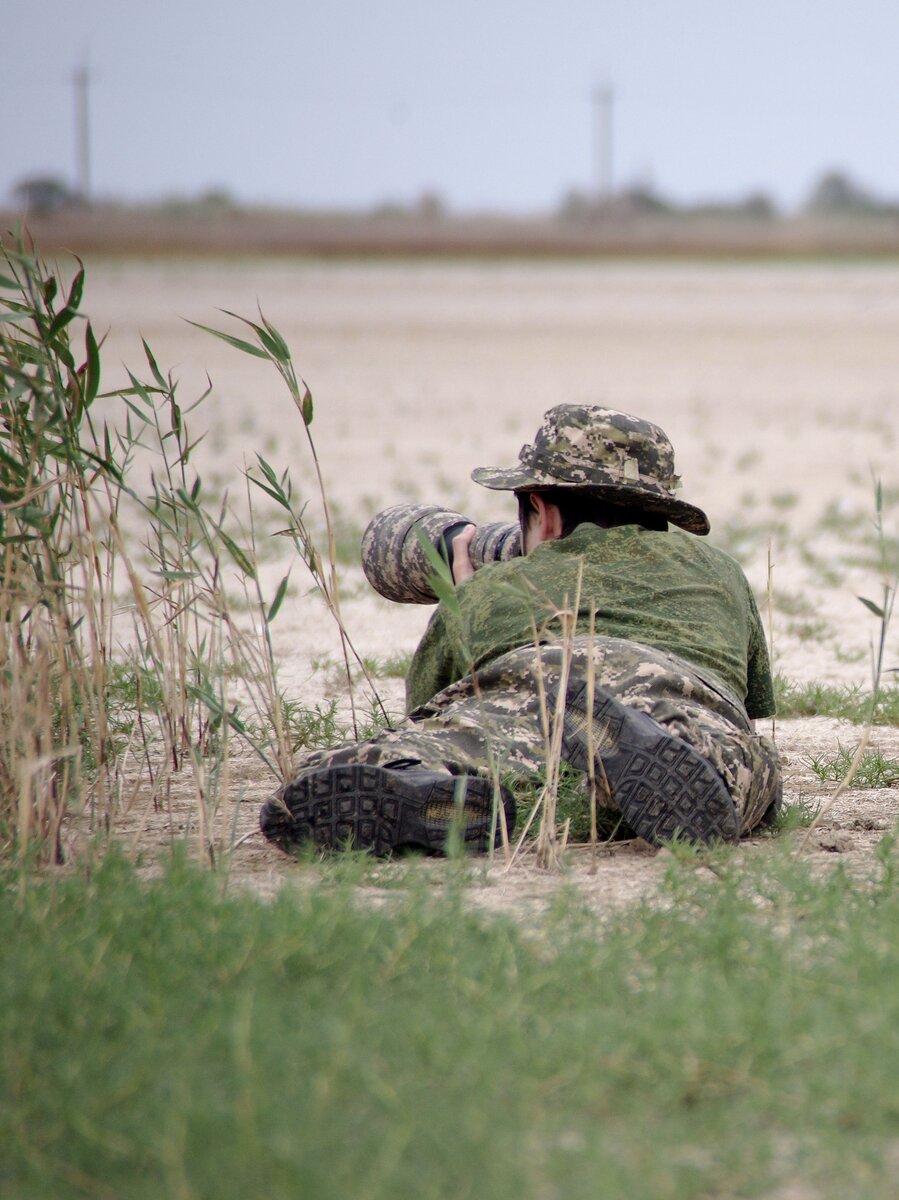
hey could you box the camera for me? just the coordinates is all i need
[361,503,521,604]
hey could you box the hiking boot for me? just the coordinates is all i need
[554,681,739,846]
[260,762,515,857]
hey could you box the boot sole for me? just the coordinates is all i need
[557,681,739,846]
[261,765,508,856]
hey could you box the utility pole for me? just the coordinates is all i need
[73,61,91,202]
[593,83,614,202]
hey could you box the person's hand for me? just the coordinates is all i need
[450,524,476,585]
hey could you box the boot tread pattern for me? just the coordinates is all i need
[558,681,738,846]
[261,765,502,856]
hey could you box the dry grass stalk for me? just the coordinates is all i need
[2,238,382,868]
[193,311,390,738]
[504,562,585,872]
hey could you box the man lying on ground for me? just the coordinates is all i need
[261,405,782,855]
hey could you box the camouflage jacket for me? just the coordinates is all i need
[405,523,775,719]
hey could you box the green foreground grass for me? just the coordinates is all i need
[773,673,899,723]
[4,844,899,1200]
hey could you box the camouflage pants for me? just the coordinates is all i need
[287,637,782,835]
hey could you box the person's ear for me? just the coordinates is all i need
[532,493,563,542]
[543,498,563,541]
[519,491,539,535]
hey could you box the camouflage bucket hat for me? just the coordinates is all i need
[471,404,710,536]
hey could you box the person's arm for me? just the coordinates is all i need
[406,525,532,712]
[404,599,468,713]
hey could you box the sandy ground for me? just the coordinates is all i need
[74,257,899,908]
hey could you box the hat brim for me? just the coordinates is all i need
[471,465,711,536]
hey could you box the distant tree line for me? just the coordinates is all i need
[8,170,899,221]
[558,170,899,223]
[7,178,239,217]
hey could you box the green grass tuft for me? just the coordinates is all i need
[773,673,899,724]
[361,652,414,680]
[771,590,815,618]
[785,617,834,643]
[506,761,631,843]
[767,796,820,832]
[806,743,899,789]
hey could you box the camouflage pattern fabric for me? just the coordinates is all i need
[281,636,782,836]
[405,522,776,719]
[472,405,710,535]
[361,503,521,605]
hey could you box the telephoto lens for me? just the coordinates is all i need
[361,503,521,604]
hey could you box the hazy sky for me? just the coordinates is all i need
[7,0,899,213]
